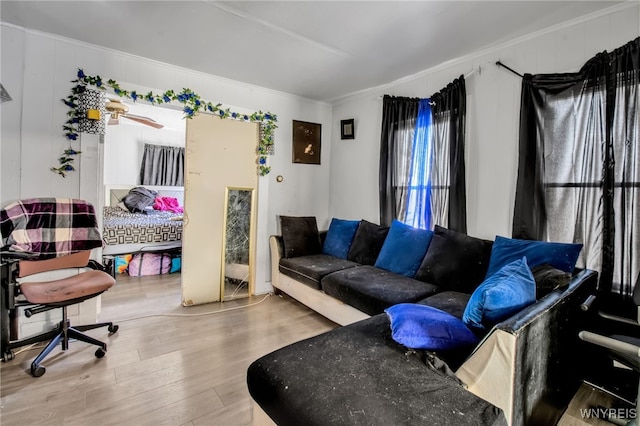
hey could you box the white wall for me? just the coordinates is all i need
[329,3,640,241]
[0,23,333,295]
[103,101,186,186]
[2,3,638,296]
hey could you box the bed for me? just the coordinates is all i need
[102,185,184,256]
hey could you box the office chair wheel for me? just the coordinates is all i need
[108,324,119,335]
[31,364,45,377]
[95,348,106,358]
[2,350,15,362]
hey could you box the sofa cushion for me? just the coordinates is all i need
[418,291,471,320]
[247,313,506,426]
[415,225,493,293]
[321,265,439,316]
[374,219,433,277]
[386,304,479,350]
[280,216,322,258]
[485,236,582,278]
[463,257,536,331]
[322,218,360,259]
[347,220,389,265]
[531,264,572,299]
[279,254,360,290]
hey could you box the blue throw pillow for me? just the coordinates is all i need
[485,236,582,278]
[322,218,360,259]
[463,257,536,331]
[386,304,479,350]
[374,220,433,277]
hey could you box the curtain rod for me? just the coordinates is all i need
[377,66,480,102]
[495,61,523,78]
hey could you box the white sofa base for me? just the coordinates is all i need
[270,235,369,326]
[273,273,370,326]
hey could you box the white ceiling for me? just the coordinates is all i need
[0,1,625,102]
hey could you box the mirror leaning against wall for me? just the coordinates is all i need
[221,187,256,301]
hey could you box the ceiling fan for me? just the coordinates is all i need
[105,99,164,129]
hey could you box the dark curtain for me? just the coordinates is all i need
[431,76,467,233]
[513,37,639,296]
[611,39,640,297]
[379,96,419,226]
[139,143,185,187]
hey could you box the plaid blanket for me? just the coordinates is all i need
[1,198,102,258]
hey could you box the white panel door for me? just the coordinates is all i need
[182,115,258,305]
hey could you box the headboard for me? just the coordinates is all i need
[105,185,184,207]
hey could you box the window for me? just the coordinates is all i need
[513,37,639,297]
[379,77,467,232]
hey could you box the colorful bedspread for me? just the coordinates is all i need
[102,206,183,246]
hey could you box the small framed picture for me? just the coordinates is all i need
[340,119,355,140]
[292,120,321,165]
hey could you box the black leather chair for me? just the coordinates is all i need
[579,286,640,426]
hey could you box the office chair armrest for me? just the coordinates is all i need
[581,294,597,311]
[580,294,640,327]
[598,310,640,327]
[0,251,40,260]
[579,330,640,359]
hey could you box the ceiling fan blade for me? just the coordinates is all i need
[122,114,164,129]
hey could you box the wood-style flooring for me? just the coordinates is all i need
[0,273,337,425]
[558,381,636,426]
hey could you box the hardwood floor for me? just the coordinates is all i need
[0,273,337,425]
[558,381,635,426]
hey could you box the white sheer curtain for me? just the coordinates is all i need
[612,67,639,296]
[429,110,451,229]
[542,84,606,276]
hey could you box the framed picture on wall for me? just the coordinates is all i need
[292,120,321,165]
[340,119,355,139]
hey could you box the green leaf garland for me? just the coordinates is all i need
[55,68,277,177]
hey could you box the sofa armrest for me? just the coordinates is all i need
[456,269,598,426]
[269,235,284,288]
[497,269,597,333]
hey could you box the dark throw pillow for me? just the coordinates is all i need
[463,257,536,331]
[415,225,493,293]
[122,186,158,213]
[485,236,583,279]
[279,216,321,258]
[374,220,433,278]
[531,264,572,299]
[322,218,360,259]
[347,220,389,265]
[386,304,479,351]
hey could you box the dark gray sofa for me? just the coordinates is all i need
[253,223,598,425]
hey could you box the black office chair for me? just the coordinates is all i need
[1,198,119,377]
[579,285,640,426]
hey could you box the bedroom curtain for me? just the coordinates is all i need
[139,143,185,187]
[378,75,467,231]
[513,37,639,297]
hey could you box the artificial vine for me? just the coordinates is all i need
[56,69,277,177]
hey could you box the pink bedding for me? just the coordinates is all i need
[153,196,183,213]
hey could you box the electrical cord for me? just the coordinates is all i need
[1,293,273,359]
[114,292,272,323]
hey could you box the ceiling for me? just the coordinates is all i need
[0,1,625,103]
